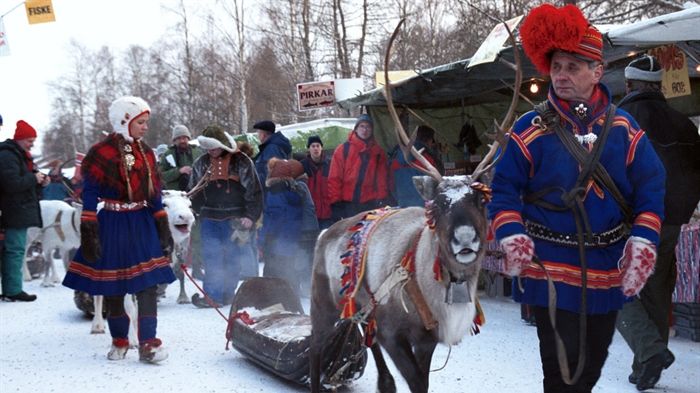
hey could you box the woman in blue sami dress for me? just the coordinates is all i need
[63,96,175,364]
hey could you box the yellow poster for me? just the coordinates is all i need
[647,45,692,99]
[25,0,56,25]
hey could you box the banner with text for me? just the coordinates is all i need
[648,44,691,99]
[297,80,335,111]
[0,18,10,56]
[469,15,523,68]
[26,0,56,25]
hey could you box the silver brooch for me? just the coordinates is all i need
[125,154,135,171]
[123,144,135,171]
[575,133,598,145]
[574,103,588,119]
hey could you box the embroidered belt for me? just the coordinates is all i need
[101,200,149,211]
[525,220,627,248]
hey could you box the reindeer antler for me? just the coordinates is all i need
[470,14,523,181]
[384,19,443,182]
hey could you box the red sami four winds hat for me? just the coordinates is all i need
[519,4,603,75]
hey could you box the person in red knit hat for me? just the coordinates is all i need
[488,3,665,393]
[0,119,49,302]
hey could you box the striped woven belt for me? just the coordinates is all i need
[101,200,149,212]
[525,220,627,248]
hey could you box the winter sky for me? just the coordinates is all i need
[0,0,179,142]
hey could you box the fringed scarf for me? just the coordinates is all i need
[82,134,158,201]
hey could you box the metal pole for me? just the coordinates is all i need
[1,2,25,19]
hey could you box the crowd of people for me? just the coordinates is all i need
[1,3,699,392]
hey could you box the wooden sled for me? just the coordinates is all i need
[226,277,367,387]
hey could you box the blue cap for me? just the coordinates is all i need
[354,114,373,130]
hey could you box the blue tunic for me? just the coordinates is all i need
[488,84,665,314]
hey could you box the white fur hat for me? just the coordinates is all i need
[109,96,151,142]
[196,125,237,154]
[625,55,663,82]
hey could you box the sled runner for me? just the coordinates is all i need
[226,277,367,387]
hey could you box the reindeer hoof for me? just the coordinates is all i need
[177,295,191,304]
[91,327,106,334]
[40,281,55,288]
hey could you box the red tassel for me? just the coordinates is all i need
[433,254,442,281]
[340,299,357,319]
[520,4,590,74]
[364,318,377,347]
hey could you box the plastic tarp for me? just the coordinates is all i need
[607,7,700,46]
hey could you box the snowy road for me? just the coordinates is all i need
[1,267,699,393]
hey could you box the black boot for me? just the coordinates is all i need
[1,291,37,302]
[636,349,675,391]
[191,293,221,309]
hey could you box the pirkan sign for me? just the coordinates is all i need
[297,80,335,111]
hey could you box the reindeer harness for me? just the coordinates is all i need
[338,206,485,347]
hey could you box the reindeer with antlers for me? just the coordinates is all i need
[309,17,522,393]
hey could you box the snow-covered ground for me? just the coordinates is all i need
[1,264,699,393]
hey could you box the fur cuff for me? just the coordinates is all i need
[155,215,173,257]
[80,220,101,263]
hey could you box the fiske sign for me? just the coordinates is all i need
[297,81,335,111]
[25,0,56,24]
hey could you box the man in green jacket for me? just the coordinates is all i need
[0,120,49,302]
[158,125,204,191]
[158,124,205,279]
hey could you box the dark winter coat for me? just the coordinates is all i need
[158,144,204,191]
[619,90,700,225]
[189,152,263,222]
[42,177,73,201]
[0,139,43,229]
[259,177,318,256]
[254,132,292,187]
[300,153,332,221]
[390,141,440,207]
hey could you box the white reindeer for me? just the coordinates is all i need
[161,190,196,303]
[23,200,81,287]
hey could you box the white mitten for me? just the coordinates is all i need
[619,236,657,297]
[499,234,535,276]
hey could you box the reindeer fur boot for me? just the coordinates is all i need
[107,338,129,360]
[139,338,168,363]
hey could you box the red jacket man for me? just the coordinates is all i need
[300,135,333,228]
[328,114,391,220]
